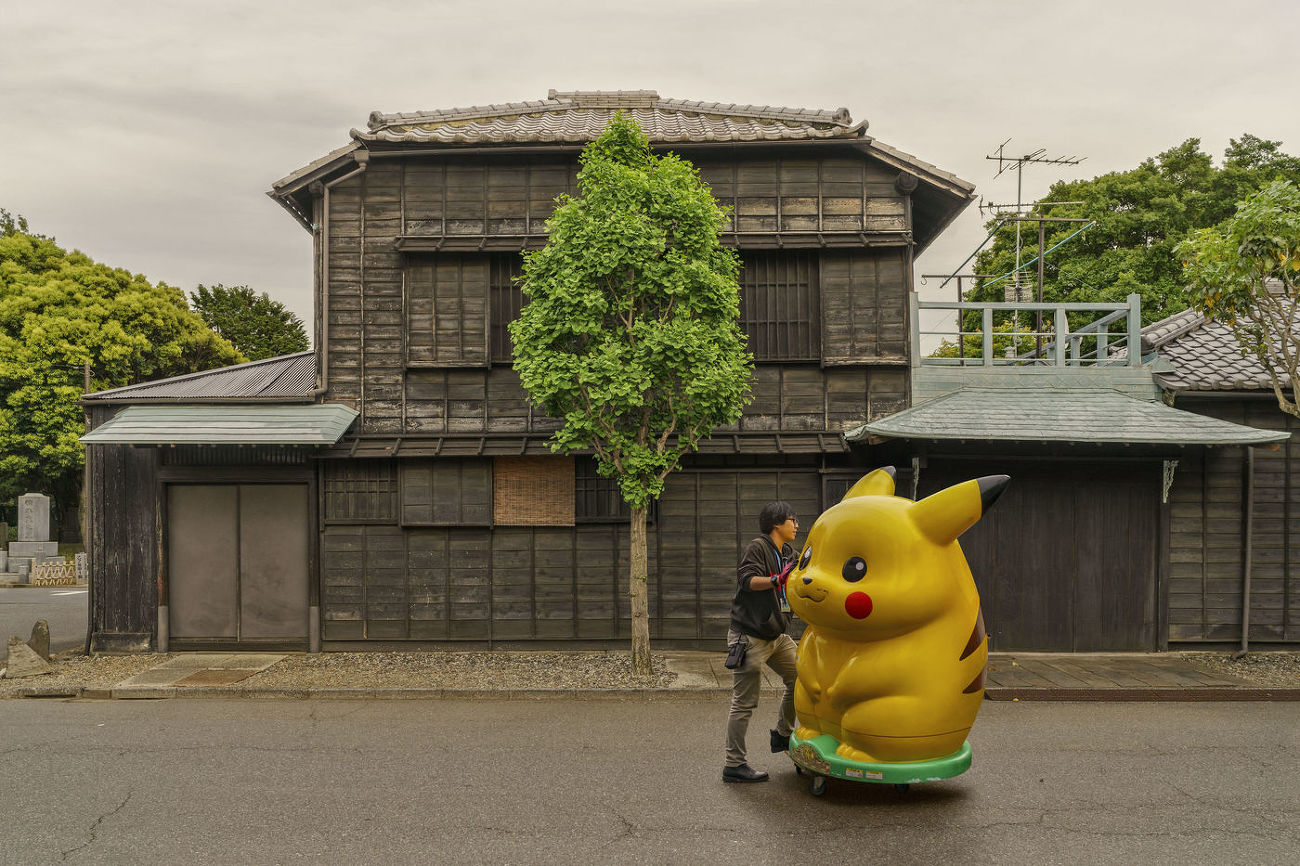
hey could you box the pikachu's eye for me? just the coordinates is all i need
[799,546,812,570]
[842,557,866,582]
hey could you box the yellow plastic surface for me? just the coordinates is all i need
[788,468,993,764]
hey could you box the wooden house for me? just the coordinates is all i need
[80,90,975,653]
[850,296,1291,651]
[82,89,1293,655]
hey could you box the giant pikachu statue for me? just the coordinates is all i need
[786,466,1009,794]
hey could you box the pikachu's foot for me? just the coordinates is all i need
[835,741,880,763]
[795,725,822,741]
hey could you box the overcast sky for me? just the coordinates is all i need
[4,1,1297,339]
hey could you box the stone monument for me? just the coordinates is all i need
[6,493,59,583]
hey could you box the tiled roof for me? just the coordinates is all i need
[1141,306,1296,392]
[355,90,867,145]
[83,352,316,402]
[845,387,1288,446]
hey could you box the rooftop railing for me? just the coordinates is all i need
[910,292,1143,369]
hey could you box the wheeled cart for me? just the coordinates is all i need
[788,732,972,797]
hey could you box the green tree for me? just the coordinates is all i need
[510,115,753,672]
[1180,179,1300,417]
[0,214,243,514]
[190,284,309,360]
[967,135,1300,332]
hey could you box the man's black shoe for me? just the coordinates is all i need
[770,729,790,753]
[722,764,769,783]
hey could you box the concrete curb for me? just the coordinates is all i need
[107,686,737,701]
[986,687,1300,702]
[14,684,1300,701]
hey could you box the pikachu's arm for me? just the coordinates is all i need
[825,653,893,712]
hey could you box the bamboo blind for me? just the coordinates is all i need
[493,456,575,525]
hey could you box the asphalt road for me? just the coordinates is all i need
[0,586,86,652]
[0,698,1295,865]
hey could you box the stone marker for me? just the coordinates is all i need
[9,541,59,560]
[5,636,53,678]
[74,552,88,583]
[28,620,50,661]
[0,550,7,573]
[0,521,8,543]
[17,493,50,542]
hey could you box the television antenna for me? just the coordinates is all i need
[981,140,1086,301]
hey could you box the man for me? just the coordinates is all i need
[722,500,799,783]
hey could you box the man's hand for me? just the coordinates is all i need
[772,560,794,590]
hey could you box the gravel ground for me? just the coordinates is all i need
[1181,651,1300,687]
[0,650,167,698]
[247,651,676,690]
[0,650,676,697]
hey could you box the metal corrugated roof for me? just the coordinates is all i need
[83,352,316,402]
[80,404,358,445]
[354,90,867,146]
[845,387,1289,446]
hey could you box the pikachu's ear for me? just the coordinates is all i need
[910,475,1009,545]
[842,466,896,501]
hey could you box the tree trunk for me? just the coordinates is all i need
[629,504,651,674]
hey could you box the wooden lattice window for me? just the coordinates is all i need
[739,251,820,361]
[323,460,397,523]
[493,456,575,526]
[574,458,657,524]
[489,254,525,362]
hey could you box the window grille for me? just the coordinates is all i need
[323,459,397,523]
[739,251,820,361]
[493,456,574,526]
[161,445,307,466]
[490,255,525,362]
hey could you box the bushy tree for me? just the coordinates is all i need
[1181,179,1300,417]
[0,213,243,511]
[968,135,1300,329]
[190,283,309,360]
[510,116,753,672]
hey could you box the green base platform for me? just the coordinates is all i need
[788,732,972,791]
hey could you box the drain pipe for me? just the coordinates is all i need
[310,151,369,400]
[307,152,367,654]
[1234,446,1255,659]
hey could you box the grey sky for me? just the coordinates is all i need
[4,1,1297,337]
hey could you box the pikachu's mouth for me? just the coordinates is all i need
[795,584,827,603]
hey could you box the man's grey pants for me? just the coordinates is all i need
[724,629,798,768]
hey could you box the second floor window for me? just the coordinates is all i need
[739,251,820,361]
[490,255,525,362]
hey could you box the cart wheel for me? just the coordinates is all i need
[894,783,910,793]
[794,765,804,776]
[810,775,828,797]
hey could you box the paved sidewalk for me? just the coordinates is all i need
[13,650,1299,701]
[669,651,1300,701]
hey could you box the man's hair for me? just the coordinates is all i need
[759,501,794,535]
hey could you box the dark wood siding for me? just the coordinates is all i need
[695,156,905,235]
[318,459,823,645]
[1168,400,1300,643]
[820,250,909,363]
[401,364,905,436]
[325,152,918,434]
[920,458,1159,652]
[405,255,489,366]
[86,405,160,651]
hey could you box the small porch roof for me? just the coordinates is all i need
[80,404,359,446]
[845,387,1290,447]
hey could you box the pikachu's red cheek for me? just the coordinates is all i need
[845,592,873,619]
